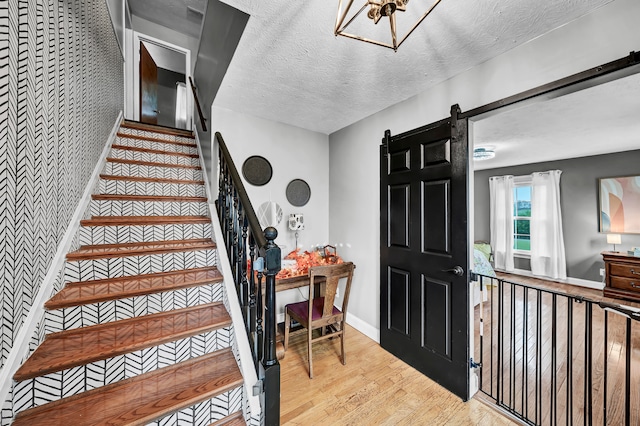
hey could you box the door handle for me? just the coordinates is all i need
[442,266,464,276]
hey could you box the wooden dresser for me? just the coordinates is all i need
[602,251,640,302]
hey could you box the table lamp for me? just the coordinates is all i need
[607,233,621,252]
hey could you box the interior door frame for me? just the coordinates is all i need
[127,31,192,130]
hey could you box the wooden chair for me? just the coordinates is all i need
[283,262,355,378]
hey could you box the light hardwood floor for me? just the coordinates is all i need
[280,324,516,425]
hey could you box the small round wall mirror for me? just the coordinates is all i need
[257,201,283,228]
[286,179,311,207]
[242,155,272,186]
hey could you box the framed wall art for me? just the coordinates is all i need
[599,175,640,233]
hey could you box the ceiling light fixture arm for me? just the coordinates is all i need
[335,0,444,51]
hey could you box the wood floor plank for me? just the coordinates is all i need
[45,267,223,310]
[106,157,202,170]
[80,215,210,226]
[280,324,516,425]
[117,132,197,148]
[111,144,199,158]
[121,121,195,138]
[14,302,230,381]
[13,348,242,426]
[66,238,215,261]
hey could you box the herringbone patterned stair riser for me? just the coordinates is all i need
[119,127,195,145]
[115,136,198,155]
[109,148,200,167]
[91,199,209,217]
[98,179,206,197]
[44,282,225,332]
[104,161,203,180]
[79,223,213,245]
[64,250,218,283]
[12,328,234,413]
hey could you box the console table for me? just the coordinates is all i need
[602,251,640,302]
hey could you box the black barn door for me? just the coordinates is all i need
[380,105,469,399]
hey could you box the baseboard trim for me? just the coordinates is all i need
[0,112,123,409]
[509,268,604,290]
[346,313,380,343]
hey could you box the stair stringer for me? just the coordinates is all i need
[194,132,262,426]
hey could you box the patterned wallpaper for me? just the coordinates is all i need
[0,0,124,368]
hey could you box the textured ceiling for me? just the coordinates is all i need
[472,72,640,170]
[128,0,206,39]
[212,0,613,134]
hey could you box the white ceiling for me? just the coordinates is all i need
[211,0,613,135]
[126,0,640,167]
[128,0,205,39]
[472,71,640,170]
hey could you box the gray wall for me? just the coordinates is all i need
[474,149,640,282]
[194,1,248,181]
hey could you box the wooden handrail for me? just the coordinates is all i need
[215,132,266,248]
[188,77,207,132]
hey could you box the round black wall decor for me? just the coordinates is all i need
[242,156,272,186]
[286,179,311,207]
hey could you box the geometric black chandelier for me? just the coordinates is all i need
[335,0,443,51]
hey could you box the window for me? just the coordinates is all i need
[513,184,531,253]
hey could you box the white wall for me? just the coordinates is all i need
[210,106,330,317]
[328,0,640,333]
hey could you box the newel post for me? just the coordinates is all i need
[261,227,280,425]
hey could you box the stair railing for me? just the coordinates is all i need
[215,131,281,426]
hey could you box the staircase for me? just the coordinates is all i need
[10,121,250,425]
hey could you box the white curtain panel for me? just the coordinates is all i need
[489,175,515,271]
[530,170,567,279]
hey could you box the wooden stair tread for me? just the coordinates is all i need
[81,215,210,227]
[210,411,245,426]
[121,120,195,138]
[117,132,197,148]
[15,302,230,381]
[45,267,223,310]
[13,348,242,425]
[111,144,199,158]
[66,238,215,261]
[100,174,204,185]
[106,157,202,170]
[92,194,207,202]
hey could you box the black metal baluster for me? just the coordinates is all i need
[248,231,257,358]
[523,287,528,418]
[552,293,557,426]
[490,276,495,398]
[498,278,503,406]
[536,291,542,425]
[603,310,608,426]
[509,282,515,409]
[567,298,573,426]
[238,208,250,331]
[584,303,593,426]
[625,317,631,426]
[479,275,484,394]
